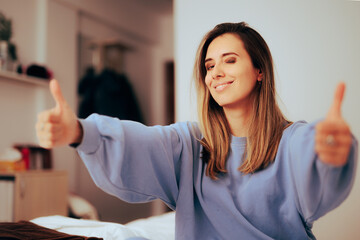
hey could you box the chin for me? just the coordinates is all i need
[214,99,231,108]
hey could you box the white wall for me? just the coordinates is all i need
[174,0,360,239]
[45,0,79,196]
[152,13,174,125]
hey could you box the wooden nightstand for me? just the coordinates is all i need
[0,170,68,222]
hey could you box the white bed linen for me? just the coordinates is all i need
[30,211,175,240]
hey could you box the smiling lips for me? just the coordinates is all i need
[214,81,234,92]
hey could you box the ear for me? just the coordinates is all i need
[256,69,263,81]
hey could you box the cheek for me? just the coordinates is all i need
[204,75,211,87]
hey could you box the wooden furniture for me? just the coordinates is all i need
[0,170,68,222]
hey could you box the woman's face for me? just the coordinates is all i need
[204,33,261,110]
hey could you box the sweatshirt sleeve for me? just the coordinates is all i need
[287,120,358,224]
[75,114,191,209]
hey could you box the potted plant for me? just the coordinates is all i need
[0,12,17,71]
[0,12,12,42]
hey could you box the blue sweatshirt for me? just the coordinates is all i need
[76,114,358,240]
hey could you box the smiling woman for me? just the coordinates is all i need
[195,22,289,178]
[35,21,357,240]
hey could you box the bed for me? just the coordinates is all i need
[0,211,175,240]
[32,211,175,240]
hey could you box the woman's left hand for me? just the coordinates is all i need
[315,82,352,167]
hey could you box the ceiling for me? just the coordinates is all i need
[134,0,173,15]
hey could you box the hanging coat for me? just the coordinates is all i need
[78,68,143,123]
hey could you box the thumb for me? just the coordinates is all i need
[50,79,66,114]
[327,82,345,120]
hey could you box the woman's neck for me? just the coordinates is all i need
[223,105,252,137]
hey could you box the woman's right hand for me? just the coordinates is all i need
[36,79,82,149]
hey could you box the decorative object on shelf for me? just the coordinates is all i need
[0,39,8,71]
[0,144,53,173]
[26,64,52,80]
[0,147,25,172]
[0,11,18,72]
[13,144,52,170]
[0,12,11,41]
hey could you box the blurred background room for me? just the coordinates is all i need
[0,0,359,239]
[0,0,174,224]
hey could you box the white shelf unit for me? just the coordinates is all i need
[0,71,49,87]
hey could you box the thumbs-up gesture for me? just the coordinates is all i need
[315,82,352,166]
[36,79,82,149]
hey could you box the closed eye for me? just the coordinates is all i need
[225,57,236,64]
[206,64,214,71]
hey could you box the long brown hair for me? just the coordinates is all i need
[194,22,291,179]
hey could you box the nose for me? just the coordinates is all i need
[211,64,225,79]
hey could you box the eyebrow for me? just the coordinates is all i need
[204,52,239,64]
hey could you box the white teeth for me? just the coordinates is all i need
[215,82,232,90]
[216,84,228,90]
